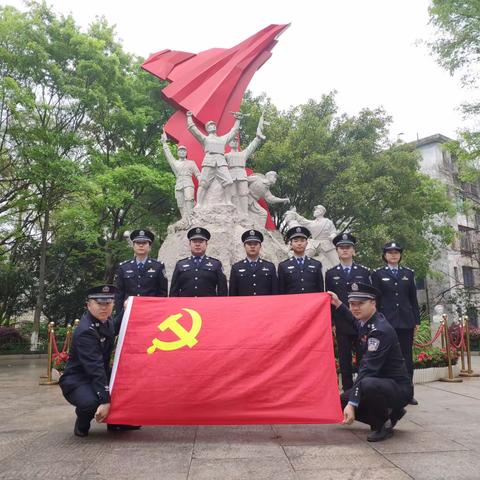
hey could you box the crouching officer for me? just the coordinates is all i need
[59,285,141,437]
[114,229,168,327]
[329,282,412,442]
[278,226,324,294]
[229,229,278,296]
[170,227,228,297]
[326,233,371,391]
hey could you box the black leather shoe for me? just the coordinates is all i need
[390,408,407,429]
[74,418,89,437]
[408,398,418,405]
[367,422,393,442]
[107,424,141,431]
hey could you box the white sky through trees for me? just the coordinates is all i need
[3,0,474,142]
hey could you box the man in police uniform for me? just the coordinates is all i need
[329,282,412,442]
[170,227,228,296]
[229,230,278,296]
[114,229,168,325]
[278,226,324,294]
[371,241,420,405]
[325,233,371,391]
[59,285,140,436]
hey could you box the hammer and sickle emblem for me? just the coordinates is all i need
[147,308,202,354]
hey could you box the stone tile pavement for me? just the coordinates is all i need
[1,357,479,480]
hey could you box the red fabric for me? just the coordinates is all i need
[108,293,342,425]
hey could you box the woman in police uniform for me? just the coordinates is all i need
[371,241,420,405]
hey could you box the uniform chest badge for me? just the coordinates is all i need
[205,262,213,267]
[182,264,190,267]
[368,338,380,351]
[100,337,106,343]
[262,267,269,271]
[333,276,340,280]
[402,276,409,280]
[147,268,156,273]
[239,269,246,272]
[287,266,295,269]
[382,278,390,281]
[308,265,315,268]
[126,270,134,273]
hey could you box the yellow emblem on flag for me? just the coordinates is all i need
[147,308,202,354]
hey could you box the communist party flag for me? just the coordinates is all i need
[107,293,342,425]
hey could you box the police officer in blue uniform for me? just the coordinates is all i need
[114,229,168,324]
[325,232,371,391]
[371,241,420,405]
[59,285,140,436]
[329,282,412,442]
[229,229,278,296]
[170,227,228,297]
[278,226,324,294]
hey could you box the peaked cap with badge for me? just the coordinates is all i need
[382,241,403,253]
[130,229,155,243]
[347,282,379,301]
[87,284,117,303]
[187,227,211,241]
[241,229,264,243]
[285,225,311,241]
[333,232,356,247]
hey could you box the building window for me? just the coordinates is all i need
[463,266,475,287]
[459,226,475,254]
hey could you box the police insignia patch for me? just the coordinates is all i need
[250,230,255,235]
[368,338,380,351]
[351,283,359,291]
[342,233,348,240]
[140,230,145,236]
[196,228,201,233]
[102,286,109,293]
[296,227,301,233]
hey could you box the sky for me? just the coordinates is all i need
[3,0,475,142]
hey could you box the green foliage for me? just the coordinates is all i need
[241,92,454,276]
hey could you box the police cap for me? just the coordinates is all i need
[333,232,356,247]
[241,229,264,243]
[286,226,311,241]
[87,284,117,303]
[383,241,403,253]
[188,227,211,241]
[347,282,380,301]
[130,229,154,243]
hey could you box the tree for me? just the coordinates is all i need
[241,92,454,278]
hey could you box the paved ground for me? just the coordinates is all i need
[1,357,480,480]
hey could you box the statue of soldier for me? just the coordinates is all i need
[247,171,289,227]
[226,113,266,219]
[186,111,243,206]
[161,130,200,223]
[287,205,338,268]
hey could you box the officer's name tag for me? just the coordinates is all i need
[308,265,315,268]
[382,278,390,281]
[287,266,294,269]
[239,269,246,272]
[126,270,134,273]
[333,276,340,280]
[147,268,155,273]
[182,264,190,267]
[262,267,269,271]
[368,338,380,351]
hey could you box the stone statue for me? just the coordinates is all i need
[284,205,338,267]
[161,131,200,224]
[226,113,266,219]
[247,171,289,227]
[186,111,243,206]
[432,304,445,347]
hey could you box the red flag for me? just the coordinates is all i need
[108,293,342,425]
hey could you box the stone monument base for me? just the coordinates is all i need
[158,204,288,281]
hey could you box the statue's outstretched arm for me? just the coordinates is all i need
[265,190,290,205]
[243,136,262,158]
[186,111,206,144]
[161,131,178,175]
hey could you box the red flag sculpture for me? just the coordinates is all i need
[108,294,342,425]
[141,24,289,230]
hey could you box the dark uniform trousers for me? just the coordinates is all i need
[229,258,278,296]
[170,255,228,297]
[114,257,168,329]
[326,263,371,390]
[336,305,412,429]
[59,311,114,432]
[277,256,324,294]
[371,266,420,382]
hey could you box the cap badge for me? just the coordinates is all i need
[296,227,301,233]
[250,230,255,235]
[196,228,201,233]
[351,283,359,291]
[342,233,348,240]
[102,286,109,293]
[139,230,144,236]
[392,242,396,247]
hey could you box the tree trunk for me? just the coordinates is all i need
[31,207,49,351]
